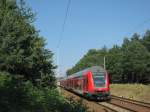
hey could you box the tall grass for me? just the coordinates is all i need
[110,84,150,103]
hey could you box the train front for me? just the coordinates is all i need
[92,71,111,100]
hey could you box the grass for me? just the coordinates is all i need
[110,84,150,103]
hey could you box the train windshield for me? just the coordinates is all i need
[92,72,105,87]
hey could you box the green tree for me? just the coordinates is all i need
[121,36,150,83]
[142,30,150,52]
[141,30,150,82]
[0,0,56,87]
[67,47,108,75]
[106,45,123,83]
[67,31,150,84]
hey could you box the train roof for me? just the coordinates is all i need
[68,66,106,79]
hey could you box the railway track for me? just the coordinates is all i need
[60,87,150,112]
[96,102,131,112]
[109,95,150,112]
[112,95,150,108]
[61,87,116,112]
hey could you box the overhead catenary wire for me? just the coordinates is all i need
[56,0,71,75]
[57,0,71,49]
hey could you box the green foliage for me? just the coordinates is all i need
[67,48,108,75]
[142,30,150,52]
[106,45,122,82]
[0,0,56,87]
[0,72,32,112]
[0,72,89,112]
[67,30,150,84]
[0,1,89,112]
[121,37,150,83]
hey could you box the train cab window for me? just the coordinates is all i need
[92,72,105,87]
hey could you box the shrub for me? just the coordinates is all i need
[0,72,89,112]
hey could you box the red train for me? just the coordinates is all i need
[60,66,111,100]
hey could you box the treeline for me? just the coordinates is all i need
[0,0,88,112]
[67,31,150,84]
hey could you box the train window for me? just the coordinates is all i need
[92,72,105,87]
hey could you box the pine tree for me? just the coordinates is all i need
[0,0,56,87]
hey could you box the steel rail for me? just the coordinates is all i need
[61,87,133,112]
[96,102,120,112]
[111,95,150,109]
[106,101,136,112]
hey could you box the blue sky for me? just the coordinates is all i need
[26,0,150,76]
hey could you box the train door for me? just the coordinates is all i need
[83,75,88,92]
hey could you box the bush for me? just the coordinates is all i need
[0,72,89,112]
